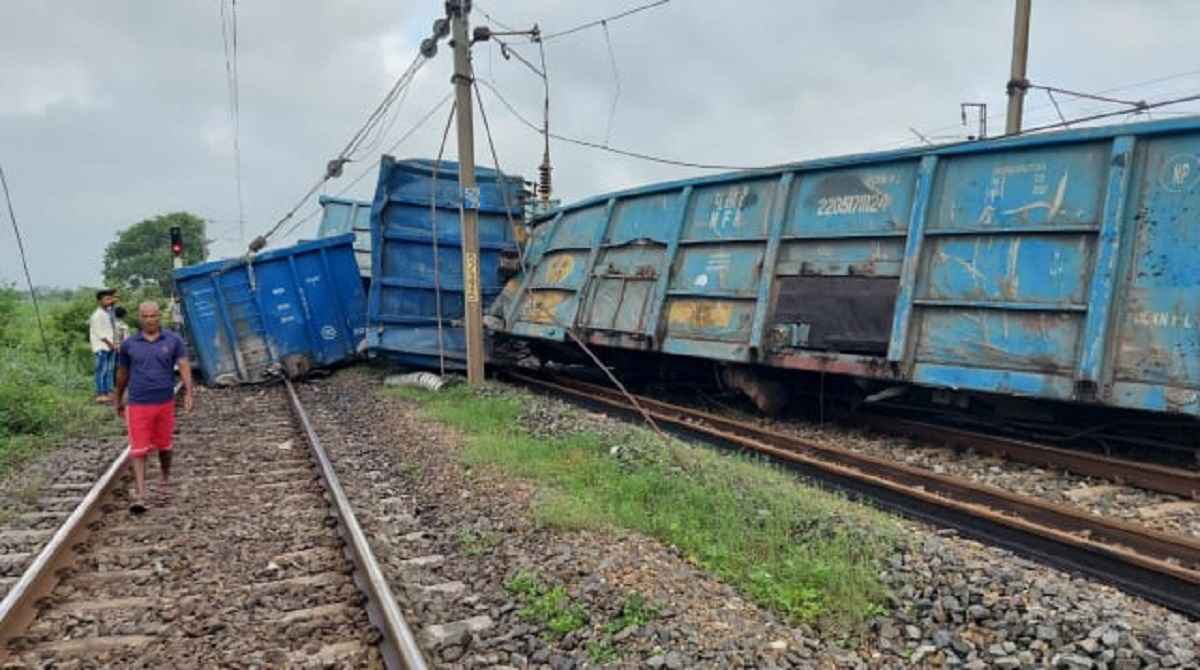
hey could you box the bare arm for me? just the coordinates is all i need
[114,364,129,416]
[179,358,194,413]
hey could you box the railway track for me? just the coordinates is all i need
[0,380,426,668]
[506,369,1200,619]
[856,413,1200,500]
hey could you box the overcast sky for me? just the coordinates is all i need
[3,0,1199,288]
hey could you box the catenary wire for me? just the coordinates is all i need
[0,163,51,363]
[881,67,1200,150]
[475,79,767,171]
[541,0,670,42]
[276,92,455,242]
[219,0,246,243]
[472,80,527,275]
[600,20,621,146]
[428,105,457,376]
[260,54,426,245]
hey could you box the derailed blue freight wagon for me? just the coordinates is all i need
[175,234,367,385]
[366,156,524,369]
[316,195,373,279]
[494,116,1200,418]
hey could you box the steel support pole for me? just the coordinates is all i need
[450,1,486,384]
[1005,0,1032,135]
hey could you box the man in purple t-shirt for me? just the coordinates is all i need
[115,301,194,513]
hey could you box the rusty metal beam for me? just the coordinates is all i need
[282,378,426,670]
[860,414,1200,500]
[0,449,129,660]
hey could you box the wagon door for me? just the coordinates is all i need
[578,193,677,344]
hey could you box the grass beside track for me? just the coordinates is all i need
[388,382,903,629]
[0,290,120,478]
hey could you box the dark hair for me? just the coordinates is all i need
[95,289,115,301]
[114,306,127,319]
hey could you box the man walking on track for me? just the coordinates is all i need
[114,301,194,514]
[89,289,117,403]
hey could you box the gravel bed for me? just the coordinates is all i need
[297,368,833,669]
[514,376,1200,668]
[3,384,382,668]
[298,367,1200,668]
[653,389,1200,541]
[0,422,126,591]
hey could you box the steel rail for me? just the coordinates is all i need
[507,370,1200,618]
[857,414,1200,499]
[0,448,130,658]
[282,378,428,670]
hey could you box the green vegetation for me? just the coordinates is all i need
[606,592,658,635]
[504,569,590,637]
[456,528,499,557]
[390,384,903,629]
[0,286,121,476]
[103,211,208,290]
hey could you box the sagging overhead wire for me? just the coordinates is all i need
[475,78,767,171]
[541,0,670,42]
[276,92,455,242]
[218,0,246,243]
[0,163,51,363]
[600,20,621,147]
[255,53,426,251]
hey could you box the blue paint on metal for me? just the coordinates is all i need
[502,116,1200,416]
[175,234,366,385]
[1077,136,1136,386]
[317,196,373,277]
[366,157,523,369]
[748,172,796,355]
[887,155,938,363]
[645,186,693,341]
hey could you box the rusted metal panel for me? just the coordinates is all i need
[776,238,905,277]
[1112,133,1200,394]
[668,244,763,297]
[918,233,1093,305]
[663,298,754,342]
[786,161,918,237]
[682,179,778,241]
[915,309,1081,374]
[772,276,899,354]
[926,143,1109,231]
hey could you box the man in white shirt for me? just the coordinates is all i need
[89,289,118,403]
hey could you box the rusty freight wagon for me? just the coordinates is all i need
[492,116,1200,423]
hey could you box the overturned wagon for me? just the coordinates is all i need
[493,116,1200,419]
[175,234,367,385]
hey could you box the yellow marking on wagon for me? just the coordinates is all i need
[545,254,576,284]
[667,300,734,330]
[521,291,570,325]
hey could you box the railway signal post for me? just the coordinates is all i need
[448,0,487,385]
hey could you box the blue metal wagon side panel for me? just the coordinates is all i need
[366,157,523,369]
[317,196,374,277]
[498,116,1200,417]
[1108,134,1200,414]
[175,234,366,385]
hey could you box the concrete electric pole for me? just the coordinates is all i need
[449,0,487,385]
[1005,0,1032,135]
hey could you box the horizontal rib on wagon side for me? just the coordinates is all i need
[493,116,1200,418]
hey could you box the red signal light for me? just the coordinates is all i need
[169,227,183,257]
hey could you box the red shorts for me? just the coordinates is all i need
[126,400,175,459]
